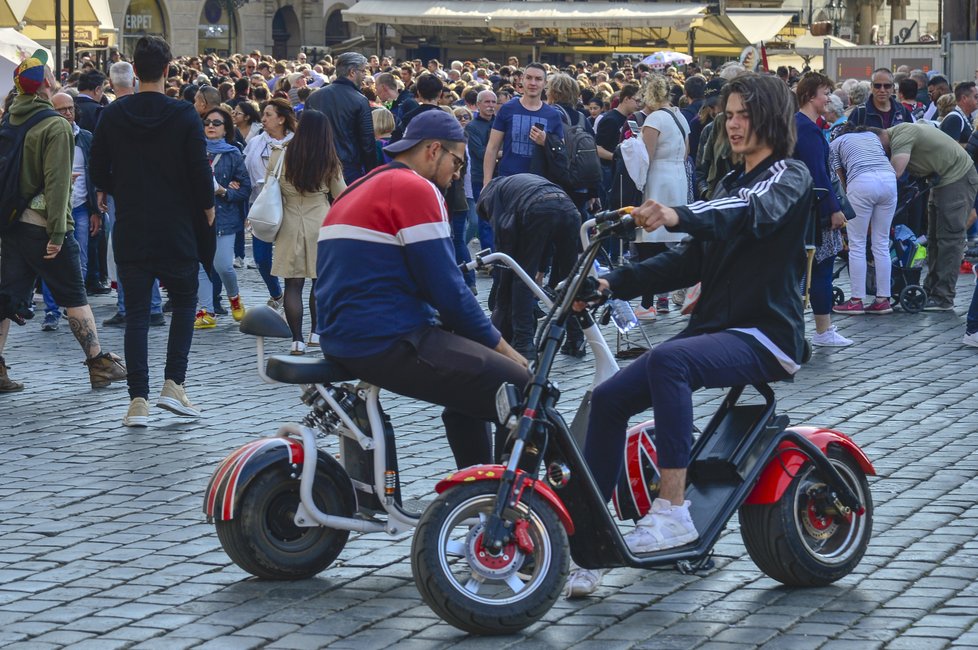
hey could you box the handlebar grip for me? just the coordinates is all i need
[593,206,635,224]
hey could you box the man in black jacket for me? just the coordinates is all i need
[74,70,106,132]
[567,74,812,597]
[304,52,377,184]
[478,174,581,359]
[90,36,215,428]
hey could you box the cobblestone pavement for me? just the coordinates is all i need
[1,260,978,650]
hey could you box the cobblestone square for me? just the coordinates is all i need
[1,265,977,649]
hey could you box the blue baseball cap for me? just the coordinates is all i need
[383,109,466,154]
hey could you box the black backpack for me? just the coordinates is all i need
[555,105,602,192]
[0,109,59,233]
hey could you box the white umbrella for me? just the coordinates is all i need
[0,27,51,99]
[640,51,693,69]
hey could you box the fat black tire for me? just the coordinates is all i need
[411,481,569,635]
[739,446,872,586]
[899,285,927,313]
[215,455,355,579]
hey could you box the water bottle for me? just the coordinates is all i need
[609,299,639,333]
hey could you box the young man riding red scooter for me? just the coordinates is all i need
[568,73,816,596]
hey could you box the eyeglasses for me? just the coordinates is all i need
[873,83,893,90]
[443,148,465,171]
[456,114,471,122]
[203,119,225,127]
[55,106,75,114]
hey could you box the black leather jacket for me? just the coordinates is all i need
[305,77,377,177]
[605,156,812,365]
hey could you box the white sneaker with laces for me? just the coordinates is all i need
[812,325,853,347]
[963,331,978,348]
[623,498,699,553]
[564,564,607,599]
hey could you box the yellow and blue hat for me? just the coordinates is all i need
[14,49,49,95]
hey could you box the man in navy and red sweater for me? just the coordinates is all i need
[315,110,529,468]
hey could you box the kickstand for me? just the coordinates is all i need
[675,551,714,575]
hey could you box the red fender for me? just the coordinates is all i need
[204,437,304,521]
[436,465,575,535]
[744,426,876,505]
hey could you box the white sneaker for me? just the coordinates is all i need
[623,498,699,553]
[156,380,201,418]
[233,257,243,269]
[812,326,853,347]
[564,564,607,598]
[245,257,257,269]
[634,305,657,321]
[290,341,306,356]
[308,332,320,346]
[963,331,978,348]
[267,295,283,311]
[123,397,149,427]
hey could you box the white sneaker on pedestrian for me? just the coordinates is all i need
[245,257,257,269]
[963,331,978,348]
[233,257,243,269]
[267,295,284,311]
[564,564,607,598]
[123,397,149,427]
[812,326,853,347]
[623,498,699,553]
[156,380,201,418]
[308,332,320,346]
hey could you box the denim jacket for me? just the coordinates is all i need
[209,148,251,236]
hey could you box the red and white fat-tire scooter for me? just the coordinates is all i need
[408,209,875,635]
[202,228,622,580]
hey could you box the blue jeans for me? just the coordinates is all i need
[252,237,281,299]
[198,234,240,312]
[967,282,978,334]
[451,210,475,288]
[465,186,494,252]
[809,254,836,316]
[584,331,788,501]
[42,205,89,315]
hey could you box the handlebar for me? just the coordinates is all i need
[592,206,634,225]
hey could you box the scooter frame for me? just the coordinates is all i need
[204,248,622,540]
[436,212,874,572]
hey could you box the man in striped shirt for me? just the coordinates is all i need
[315,110,529,469]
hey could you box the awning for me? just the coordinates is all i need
[786,31,855,56]
[342,1,706,31]
[20,0,116,46]
[690,11,795,50]
[0,27,52,96]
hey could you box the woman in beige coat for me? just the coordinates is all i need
[271,109,346,354]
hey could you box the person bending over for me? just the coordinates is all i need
[567,74,813,597]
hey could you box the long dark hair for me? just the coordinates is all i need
[720,73,797,161]
[283,109,341,194]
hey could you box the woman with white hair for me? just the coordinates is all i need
[825,93,848,141]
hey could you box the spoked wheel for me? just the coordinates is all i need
[739,447,873,586]
[215,454,356,580]
[832,286,846,306]
[899,285,927,313]
[411,481,569,635]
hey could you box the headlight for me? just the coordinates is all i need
[494,382,521,427]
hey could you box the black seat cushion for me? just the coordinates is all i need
[239,306,292,339]
[266,355,357,385]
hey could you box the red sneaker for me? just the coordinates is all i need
[865,299,893,314]
[832,299,865,314]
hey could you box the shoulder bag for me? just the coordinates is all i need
[249,146,286,242]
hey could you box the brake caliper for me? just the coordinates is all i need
[513,519,535,555]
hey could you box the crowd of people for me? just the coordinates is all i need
[3,35,978,598]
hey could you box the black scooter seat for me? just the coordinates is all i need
[239,306,292,338]
[266,355,357,385]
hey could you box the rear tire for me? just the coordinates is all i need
[740,446,872,586]
[411,481,569,635]
[216,455,355,579]
[899,285,927,313]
